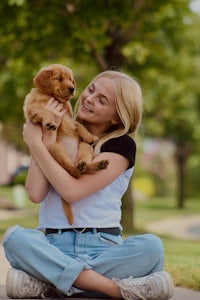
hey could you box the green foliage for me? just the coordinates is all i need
[132,176,155,198]
[135,138,176,197]
[0,0,200,207]
[9,168,28,186]
[0,0,199,146]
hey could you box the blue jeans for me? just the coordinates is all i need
[2,225,164,296]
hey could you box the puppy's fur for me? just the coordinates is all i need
[24,64,109,224]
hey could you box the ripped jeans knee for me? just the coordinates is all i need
[1,225,23,269]
[2,225,21,246]
[2,225,46,271]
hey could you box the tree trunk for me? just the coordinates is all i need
[121,183,134,232]
[174,144,190,208]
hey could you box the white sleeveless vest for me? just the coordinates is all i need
[38,167,134,230]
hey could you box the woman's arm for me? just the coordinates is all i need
[25,125,58,203]
[23,122,129,204]
[25,98,67,203]
[25,156,50,203]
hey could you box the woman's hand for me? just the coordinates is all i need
[46,97,66,128]
[23,98,67,148]
[42,97,67,146]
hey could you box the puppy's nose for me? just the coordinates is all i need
[69,86,75,94]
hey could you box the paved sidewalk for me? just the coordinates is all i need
[147,214,200,240]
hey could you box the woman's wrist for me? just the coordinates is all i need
[31,157,38,166]
[27,139,45,163]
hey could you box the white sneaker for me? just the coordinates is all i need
[6,268,64,298]
[113,271,174,300]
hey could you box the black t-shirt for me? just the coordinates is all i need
[100,135,136,169]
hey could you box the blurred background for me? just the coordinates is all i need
[0,0,200,291]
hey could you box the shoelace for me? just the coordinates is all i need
[41,286,67,299]
[124,276,147,287]
[119,277,149,300]
[23,276,45,294]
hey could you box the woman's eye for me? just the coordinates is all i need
[99,97,105,104]
[88,86,94,93]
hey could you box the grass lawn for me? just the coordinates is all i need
[1,186,200,290]
[0,215,39,238]
[163,236,200,290]
[0,185,39,238]
[133,197,200,291]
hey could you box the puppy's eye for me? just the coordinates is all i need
[70,78,75,85]
[55,76,62,82]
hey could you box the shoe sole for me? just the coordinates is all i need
[6,268,18,298]
[150,271,174,300]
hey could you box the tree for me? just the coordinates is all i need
[138,8,200,207]
[0,0,199,213]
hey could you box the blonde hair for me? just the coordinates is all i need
[75,70,143,154]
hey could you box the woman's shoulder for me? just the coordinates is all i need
[101,134,136,151]
[100,135,136,168]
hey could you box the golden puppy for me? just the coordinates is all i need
[24,64,109,224]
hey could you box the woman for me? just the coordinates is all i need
[2,70,174,300]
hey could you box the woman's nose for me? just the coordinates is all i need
[86,94,94,103]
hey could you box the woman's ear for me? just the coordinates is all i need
[33,67,53,95]
[111,114,121,125]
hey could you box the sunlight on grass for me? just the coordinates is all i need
[0,215,39,240]
[163,237,200,290]
[134,197,200,291]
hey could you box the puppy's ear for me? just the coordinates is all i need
[33,67,53,94]
[73,78,76,88]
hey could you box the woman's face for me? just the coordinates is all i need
[77,77,120,136]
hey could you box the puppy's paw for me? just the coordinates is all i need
[30,114,41,125]
[97,160,109,170]
[77,161,87,173]
[88,135,99,146]
[45,123,57,131]
[82,133,98,145]
[90,135,99,142]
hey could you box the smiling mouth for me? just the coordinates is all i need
[83,103,93,112]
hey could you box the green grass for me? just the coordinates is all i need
[133,197,200,291]
[0,185,38,209]
[163,237,200,290]
[1,186,200,290]
[134,196,200,227]
[0,215,39,238]
[0,185,39,238]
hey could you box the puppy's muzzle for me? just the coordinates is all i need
[69,86,75,94]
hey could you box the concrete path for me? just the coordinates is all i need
[147,214,200,240]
